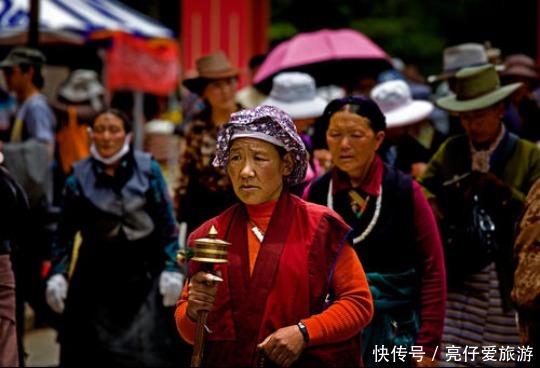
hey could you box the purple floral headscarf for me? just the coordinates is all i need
[213,105,308,187]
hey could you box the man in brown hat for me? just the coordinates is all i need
[173,51,243,244]
[419,64,540,364]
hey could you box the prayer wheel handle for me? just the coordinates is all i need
[189,226,230,368]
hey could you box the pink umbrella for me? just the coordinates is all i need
[254,28,394,94]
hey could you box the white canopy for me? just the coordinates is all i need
[0,0,176,45]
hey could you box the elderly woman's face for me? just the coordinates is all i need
[227,137,294,205]
[326,110,384,179]
[91,113,128,158]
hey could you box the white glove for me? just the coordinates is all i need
[46,274,68,314]
[159,271,184,307]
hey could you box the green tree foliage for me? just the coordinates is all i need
[269,0,537,80]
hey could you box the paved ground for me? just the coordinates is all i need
[23,305,60,367]
[24,327,59,367]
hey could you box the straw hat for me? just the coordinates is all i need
[436,64,522,112]
[183,51,239,95]
[261,72,327,119]
[371,80,434,128]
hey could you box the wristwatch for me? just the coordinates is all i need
[297,322,309,343]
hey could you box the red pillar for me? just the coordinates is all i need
[180,0,270,88]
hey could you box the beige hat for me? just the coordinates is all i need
[183,51,239,95]
[436,64,522,112]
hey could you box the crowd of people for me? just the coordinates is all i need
[0,38,539,368]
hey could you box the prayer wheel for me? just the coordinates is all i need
[192,225,230,264]
[190,225,230,368]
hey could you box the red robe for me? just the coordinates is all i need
[176,191,373,367]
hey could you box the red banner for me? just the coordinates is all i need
[106,33,180,96]
[180,0,269,88]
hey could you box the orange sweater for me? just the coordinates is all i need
[175,200,373,346]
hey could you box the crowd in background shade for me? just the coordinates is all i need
[0,38,539,368]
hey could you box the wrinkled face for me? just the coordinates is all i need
[458,103,504,146]
[227,137,294,205]
[203,77,238,111]
[91,113,128,158]
[326,110,384,179]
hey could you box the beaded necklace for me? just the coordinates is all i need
[327,180,383,245]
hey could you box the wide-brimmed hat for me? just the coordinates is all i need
[183,51,239,95]
[427,43,488,84]
[504,54,537,69]
[57,69,105,110]
[500,65,539,80]
[371,80,434,128]
[213,105,308,187]
[261,72,327,119]
[377,68,433,101]
[437,64,522,112]
[499,54,539,84]
[0,46,46,68]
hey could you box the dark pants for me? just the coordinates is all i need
[13,206,60,350]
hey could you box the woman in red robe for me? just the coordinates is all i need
[175,105,374,367]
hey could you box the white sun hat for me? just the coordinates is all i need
[57,69,105,111]
[261,72,327,119]
[370,79,434,128]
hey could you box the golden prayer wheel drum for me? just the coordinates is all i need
[192,225,231,264]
